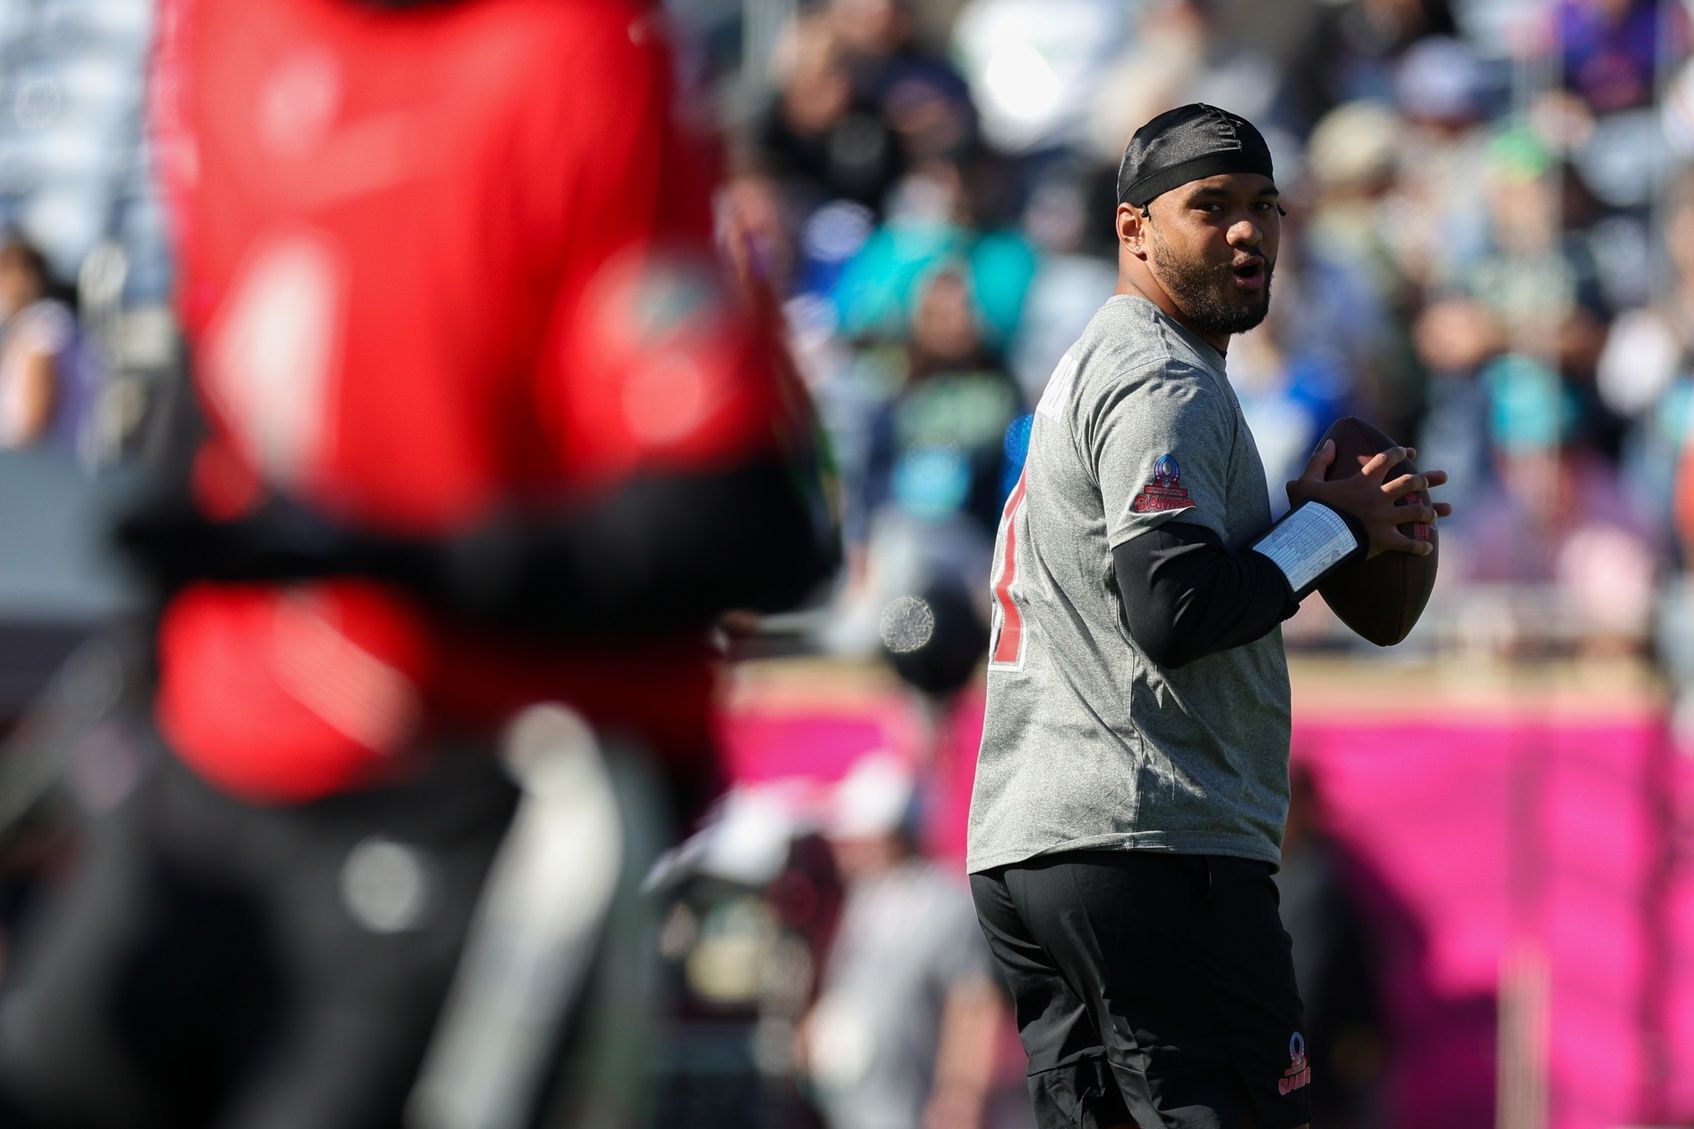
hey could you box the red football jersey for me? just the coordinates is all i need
[150,0,781,800]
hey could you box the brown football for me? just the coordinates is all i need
[1313,416,1437,646]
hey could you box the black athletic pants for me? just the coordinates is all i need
[0,725,519,1129]
[971,851,1314,1129]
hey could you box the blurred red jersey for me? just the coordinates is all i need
[150,0,781,800]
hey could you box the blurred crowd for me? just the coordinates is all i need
[10,1,1692,672]
[2,1,1691,682]
[706,0,1694,688]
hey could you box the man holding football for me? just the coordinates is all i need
[966,104,1452,1129]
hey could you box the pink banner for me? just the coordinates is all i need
[719,678,1685,1129]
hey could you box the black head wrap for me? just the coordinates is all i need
[1116,104,1275,207]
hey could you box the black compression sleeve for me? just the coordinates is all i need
[112,352,840,634]
[1111,520,1299,669]
[114,454,839,636]
[416,455,839,634]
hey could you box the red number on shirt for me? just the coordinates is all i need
[988,468,1029,670]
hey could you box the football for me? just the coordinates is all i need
[1313,416,1438,646]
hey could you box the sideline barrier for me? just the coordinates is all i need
[717,657,1688,1129]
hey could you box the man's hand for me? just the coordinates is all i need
[1286,440,1453,560]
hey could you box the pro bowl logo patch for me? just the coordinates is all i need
[1278,1031,1312,1096]
[1131,454,1195,513]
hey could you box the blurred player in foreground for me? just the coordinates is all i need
[0,0,835,1126]
[966,104,1451,1128]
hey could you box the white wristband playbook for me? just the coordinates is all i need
[1249,501,1361,594]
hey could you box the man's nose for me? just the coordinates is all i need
[1227,217,1262,248]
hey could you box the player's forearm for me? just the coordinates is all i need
[427,455,840,632]
[1,349,55,447]
[116,454,840,634]
[1113,520,1298,668]
[1114,504,1369,667]
[928,980,1001,1129]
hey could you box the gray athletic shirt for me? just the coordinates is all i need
[966,294,1291,873]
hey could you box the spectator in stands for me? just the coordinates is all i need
[1605,167,1694,535]
[0,232,97,456]
[1448,350,1660,653]
[825,0,977,166]
[1556,0,1682,116]
[1319,0,1458,105]
[830,261,1023,675]
[754,14,908,217]
[1301,100,1427,445]
[832,142,1037,350]
[799,754,1005,1129]
[859,266,1024,545]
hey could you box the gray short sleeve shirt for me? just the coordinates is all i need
[967,295,1291,873]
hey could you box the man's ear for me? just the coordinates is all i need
[1116,202,1147,259]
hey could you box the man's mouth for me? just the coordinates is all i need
[1230,258,1267,290]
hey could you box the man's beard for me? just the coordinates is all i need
[1149,228,1273,338]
